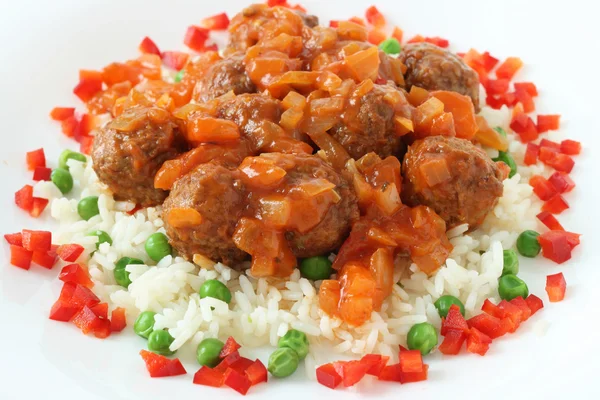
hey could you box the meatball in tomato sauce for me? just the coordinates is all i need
[402,136,505,229]
[193,53,256,103]
[91,107,187,206]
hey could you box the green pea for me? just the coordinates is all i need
[494,127,508,137]
[87,230,112,250]
[59,149,87,170]
[268,347,299,378]
[196,338,225,367]
[133,311,156,339]
[516,230,541,258]
[145,232,172,261]
[199,279,232,304]
[407,322,438,356]
[434,295,465,318]
[114,257,144,288]
[299,256,332,281]
[77,196,100,221]
[502,250,519,276]
[51,168,74,194]
[147,329,176,356]
[278,329,309,360]
[174,70,185,83]
[498,274,529,301]
[379,38,401,55]
[493,151,517,178]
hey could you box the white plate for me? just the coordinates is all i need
[1,0,600,398]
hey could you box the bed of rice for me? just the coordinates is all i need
[33,100,561,379]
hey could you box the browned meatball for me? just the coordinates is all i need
[193,53,255,103]
[402,136,504,229]
[399,42,481,112]
[271,154,360,257]
[91,107,186,206]
[163,163,248,265]
[330,84,410,160]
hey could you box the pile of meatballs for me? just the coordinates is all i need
[90,4,505,271]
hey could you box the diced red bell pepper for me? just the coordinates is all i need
[538,231,574,264]
[215,352,242,374]
[514,88,535,113]
[362,354,389,376]
[219,336,242,359]
[333,360,371,387]
[93,318,112,339]
[367,29,387,45]
[466,328,492,356]
[26,148,46,170]
[49,283,80,321]
[15,185,34,212]
[32,249,57,269]
[510,113,538,142]
[79,136,94,155]
[10,245,33,270]
[481,299,506,319]
[183,26,210,52]
[57,244,85,262]
[514,82,538,96]
[61,116,79,137]
[399,350,423,373]
[194,366,225,387]
[111,307,127,332]
[33,166,52,181]
[425,36,449,48]
[316,363,343,389]
[479,51,499,72]
[438,329,467,355]
[391,26,403,42]
[22,230,52,252]
[68,282,101,309]
[523,142,539,166]
[72,306,104,335]
[378,363,402,382]
[365,5,386,27]
[497,300,523,331]
[540,139,561,151]
[542,194,569,214]
[329,20,339,28]
[4,232,23,246]
[546,272,566,302]
[467,313,505,339]
[537,211,565,231]
[77,113,98,137]
[529,175,557,201]
[400,364,429,383]
[73,78,103,102]
[348,16,367,26]
[509,297,532,321]
[224,368,252,395]
[79,69,103,82]
[548,172,575,193]
[201,12,230,30]
[496,57,523,80]
[139,36,161,56]
[485,79,509,95]
[536,114,560,133]
[140,350,187,378]
[525,294,544,315]
[441,304,469,335]
[229,357,255,375]
[50,107,75,121]
[162,51,189,70]
[90,302,109,319]
[267,0,287,5]
[30,197,49,218]
[59,263,93,287]
[560,139,581,155]
[245,359,267,386]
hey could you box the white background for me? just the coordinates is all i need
[1,0,600,399]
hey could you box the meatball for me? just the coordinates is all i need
[402,136,504,229]
[163,163,248,265]
[193,53,255,103]
[92,107,186,206]
[216,93,282,143]
[274,154,360,257]
[398,42,481,112]
[330,84,409,160]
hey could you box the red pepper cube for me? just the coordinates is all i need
[4,232,23,246]
[316,363,342,389]
[361,354,389,376]
[245,359,267,386]
[31,249,57,269]
[201,12,230,30]
[537,211,565,231]
[525,294,544,315]
[441,304,469,335]
[536,114,560,133]
[510,113,538,142]
[93,318,112,339]
[538,231,573,264]
[513,82,538,96]
[110,308,127,332]
[467,313,505,339]
[523,142,540,165]
[79,136,95,155]
[546,272,566,302]
[140,350,187,378]
[26,148,46,170]
[542,194,569,214]
[529,175,557,201]
[365,5,386,27]
[223,368,252,395]
[162,51,189,71]
[21,230,52,252]
[33,166,52,181]
[496,57,523,80]
[219,336,242,358]
[73,78,103,102]
[61,116,79,137]
[544,152,575,173]
[548,172,575,193]
[399,350,423,373]
[508,297,532,321]
[229,357,255,374]
[90,302,109,319]
[540,138,561,151]
[194,366,225,387]
[139,36,161,56]
[485,79,510,95]
[391,26,403,43]
[15,184,34,212]
[57,244,85,262]
[214,351,242,374]
[399,364,429,383]
[332,360,371,387]
[560,139,581,155]
[497,300,523,331]
[438,329,467,355]
[514,88,535,113]
[466,328,492,356]
[481,299,506,319]
[367,29,387,45]
[49,282,80,321]
[10,245,33,270]
[30,197,49,218]
[59,263,94,287]
[50,107,76,121]
[183,26,210,52]
[267,0,287,5]
[72,306,103,335]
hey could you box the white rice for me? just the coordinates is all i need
[37,102,561,379]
